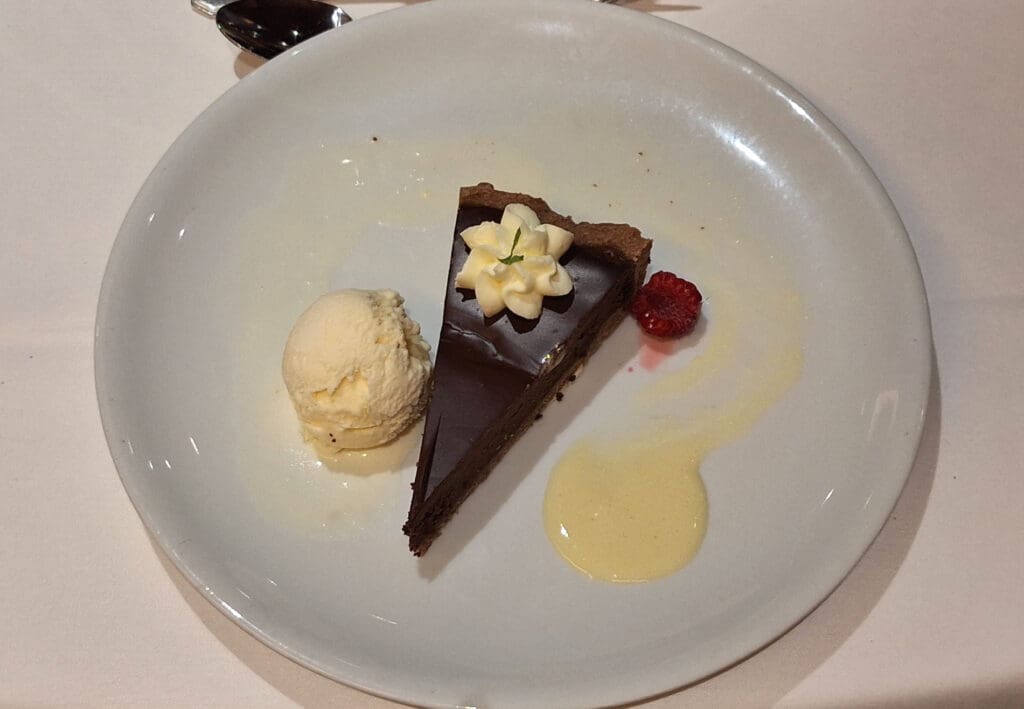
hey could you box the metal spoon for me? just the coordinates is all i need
[193,0,620,60]
[192,0,352,60]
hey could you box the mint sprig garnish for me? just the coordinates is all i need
[498,227,525,266]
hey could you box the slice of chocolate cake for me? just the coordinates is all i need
[404,183,651,555]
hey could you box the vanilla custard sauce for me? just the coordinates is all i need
[544,229,805,582]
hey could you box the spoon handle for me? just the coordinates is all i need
[191,0,230,18]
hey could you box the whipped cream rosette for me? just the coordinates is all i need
[455,203,574,319]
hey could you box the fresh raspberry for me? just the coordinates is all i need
[630,271,702,338]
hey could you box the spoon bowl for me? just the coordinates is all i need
[215,0,351,59]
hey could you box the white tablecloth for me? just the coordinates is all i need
[3,1,1022,706]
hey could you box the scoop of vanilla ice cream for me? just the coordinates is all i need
[282,289,432,451]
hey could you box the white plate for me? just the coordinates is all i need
[95,1,931,706]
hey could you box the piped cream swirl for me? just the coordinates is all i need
[455,204,574,319]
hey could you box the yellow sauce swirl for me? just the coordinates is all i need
[544,233,804,583]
